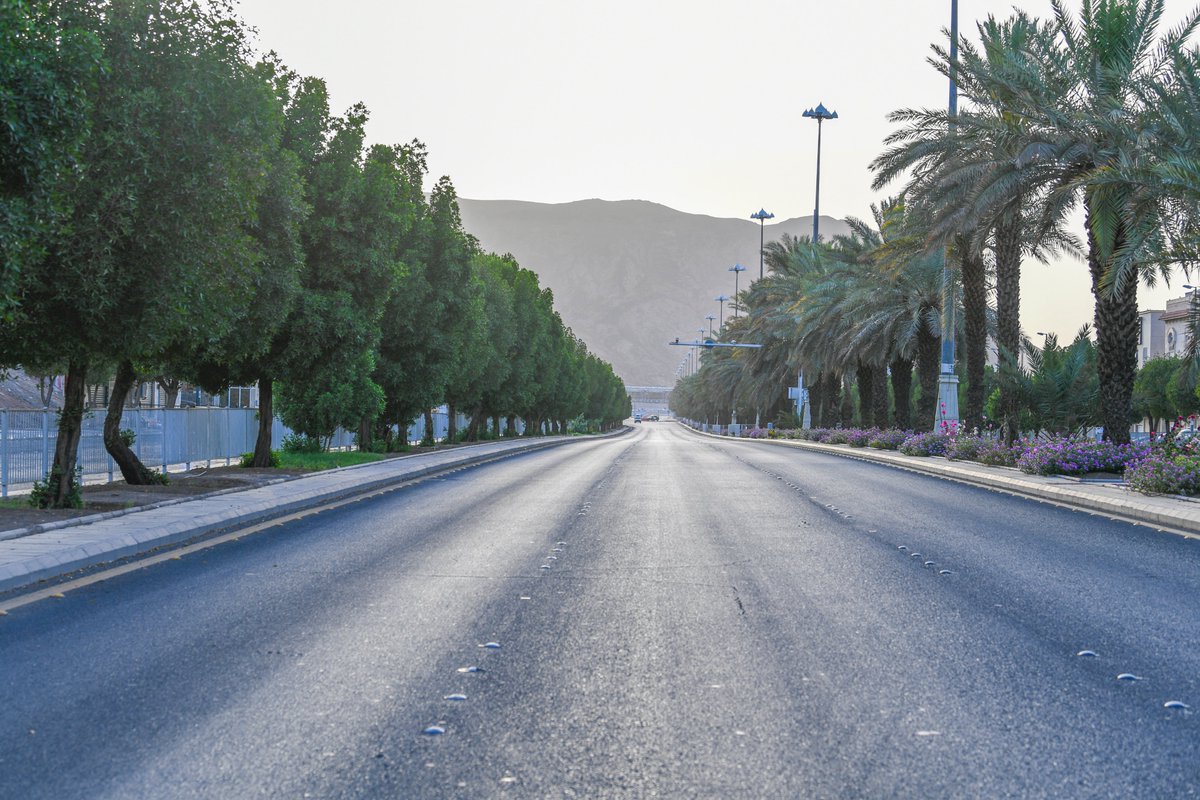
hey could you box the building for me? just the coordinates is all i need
[1137,292,1198,369]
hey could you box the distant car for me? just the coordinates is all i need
[634,415,642,423]
[646,415,659,421]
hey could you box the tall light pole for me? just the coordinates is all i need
[751,208,774,280]
[715,294,729,329]
[706,314,716,336]
[802,103,837,242]
[728,264,746,317]
[935,0,960,431]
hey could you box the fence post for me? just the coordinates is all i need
[225,407,231,466]
[1,409,8,498]
[162,409,168,475]
[41,408,49,481]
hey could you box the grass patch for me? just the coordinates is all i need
[0,497,29,509]
[276,451,385,470]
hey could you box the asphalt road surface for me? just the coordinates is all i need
[2,423,1199,798]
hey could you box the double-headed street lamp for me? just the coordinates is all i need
[715,294,729,329]
[706,314,716,336]
[729,264,747,317]
[750,208,775,280]
[935,0,961,430]
[802,103,837,242]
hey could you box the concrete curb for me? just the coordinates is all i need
[0,430,628,595]
[679,424,1200,537]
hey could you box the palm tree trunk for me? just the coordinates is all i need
[961,245,988,432]
[916,324,940,432]
[872,363,889,428]
[857,361,875,428]
[1089,225,1137,444]
[890,356,913,429]
[994,213,1023,444]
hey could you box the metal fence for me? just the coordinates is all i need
[0,407,473,497]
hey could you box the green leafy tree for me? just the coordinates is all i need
[0,0,98,319]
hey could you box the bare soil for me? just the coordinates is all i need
[0,442,479,535]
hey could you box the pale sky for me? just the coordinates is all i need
[235,0,1198,340]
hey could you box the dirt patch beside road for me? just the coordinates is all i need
[0,466,310,534]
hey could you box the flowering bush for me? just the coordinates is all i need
[899,432,950,456]
[944,434,988,461]
[845,427,879,447]
[819,429,850,444]
[1125,452,1200,495]
[972,439,1025,467]
[868,429,910,450]
[744,427,767,439]
[1015,438,1150,476]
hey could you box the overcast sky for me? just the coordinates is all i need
[235,0,1198,339]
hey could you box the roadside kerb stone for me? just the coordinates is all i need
[0,432,623,595]
[681,425,1200,537]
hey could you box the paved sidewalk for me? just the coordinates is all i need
[685,426,1200,538]
[0,435,589,595]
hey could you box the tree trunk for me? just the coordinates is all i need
[1090,223,1137,444]
[103,359,161,484]
[506,414,517,436]
[961,244,988,433]
[916,325,941,432]
[857,361,875,428]
[839,375,854,427]
[871,362,888,428]
[447,402,458,442]
[251,376,275,467]
[48,361,88,508]
[890,356,913,430]
[156,376,181,409]
[423,408,435,445]
[993,213,1023,444]
[36,375,54,408]
[358,417,372,452]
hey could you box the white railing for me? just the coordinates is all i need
[0,407,476,497]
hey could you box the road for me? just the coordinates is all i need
[2,422,1199,798]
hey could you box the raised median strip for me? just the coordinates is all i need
[0,432,623,595]
[681,424,1200,538]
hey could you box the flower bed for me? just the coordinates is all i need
[1015,438,1149,476]
[899,432,950,457]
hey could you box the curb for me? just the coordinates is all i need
[0,430,629,595]
[679,424,1200,538]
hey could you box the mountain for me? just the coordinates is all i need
[457,198,850,387]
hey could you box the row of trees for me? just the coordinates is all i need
[2,0,628,507]
[673,0,1200,442]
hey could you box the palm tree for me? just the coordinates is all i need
[873,11,1079,440]
[1011,0,1199,442]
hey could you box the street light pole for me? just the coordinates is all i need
[706,314,716,336]
[751,208,774,280]
[934,0,961,432]
[802,103,837,242]
[728,264,746,317]
[715,294,729,329]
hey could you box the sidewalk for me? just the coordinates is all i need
[686,427,1200,538]
[0,435,589,595]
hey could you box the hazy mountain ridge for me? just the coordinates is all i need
[458,198,849,386]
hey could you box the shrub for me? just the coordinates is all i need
[973,440,1024,468]
[900,432,950,456]
[845,427,878,447]
[281,433,323,453]
[29,465,83,509]
[744,427,767,439]
[945,435,990,461]
[820,429,849,444]
[1125,452,1200,495]
[1015,438,1150,476]
[868,429,910,450]
[239,450,282,468]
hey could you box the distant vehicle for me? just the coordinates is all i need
[645,415,659,421]
[634,414,642,423]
